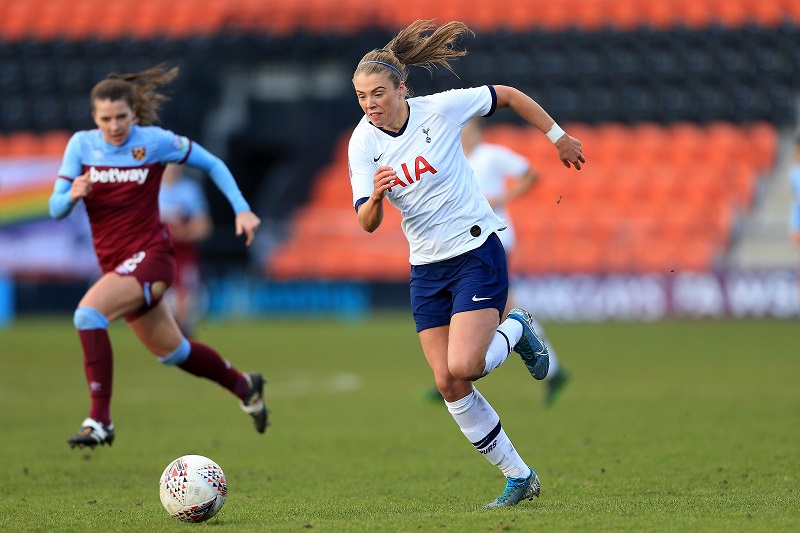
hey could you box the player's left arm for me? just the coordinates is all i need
[183,143,260,246]
[494,85,585,170]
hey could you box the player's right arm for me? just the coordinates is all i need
[349,128,396,233]
[356,165,396,232]
[49,133,89,219]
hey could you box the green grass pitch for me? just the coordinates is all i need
[0,315,797,531]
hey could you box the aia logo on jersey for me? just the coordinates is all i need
[132,146,146,161]
[388,156,437,192]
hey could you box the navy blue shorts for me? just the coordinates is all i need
[410,233,508,332]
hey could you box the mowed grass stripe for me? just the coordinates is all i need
[0,316,797,531]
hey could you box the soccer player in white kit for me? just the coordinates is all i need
[462,118,569,406]
[349,20,585,507]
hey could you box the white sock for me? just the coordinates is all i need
[483,319,523,376]
[445,388,530,479]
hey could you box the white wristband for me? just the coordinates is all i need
[545,123,565,143]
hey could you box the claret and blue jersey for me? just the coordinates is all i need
[55,125,192,272]
[51,124,250,273]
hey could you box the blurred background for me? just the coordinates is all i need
[1,0,799,325]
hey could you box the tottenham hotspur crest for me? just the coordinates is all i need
[132,146,146,161]
[422,126,431,143]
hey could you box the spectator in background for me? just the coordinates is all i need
[49,64,268,449]
[789,136,800,301]
[461,118,569,405]
[159,163,212,337]
[348,20,584,508]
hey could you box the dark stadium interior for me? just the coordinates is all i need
[1,0,799,305]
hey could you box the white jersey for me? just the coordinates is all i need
[349,86,506,265]
[467,142,530,252]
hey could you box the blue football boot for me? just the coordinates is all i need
[506,308,550,380]
[484,468,541,508]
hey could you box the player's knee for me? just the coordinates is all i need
[437,378,473,403]
[73,306,109,330]
[158,337,190,366]
[448,359,482,382]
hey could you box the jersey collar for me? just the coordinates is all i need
[373,102,410,138]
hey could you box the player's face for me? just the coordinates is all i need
[353,72,407,132]
[92,99,135,146]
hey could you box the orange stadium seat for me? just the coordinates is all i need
[265,120,775,279]
[578,238,608,273]
[642,166,681,205]
[29,3,62,41]
[640,1,678,29]
[40,131,71,156]
[747,121,779,171]
[673,0,716,29]
[0,131,72,157]
[727,165,759,209]
[680,239,718,272]
[4,132,42,157]
[710,0,750,27]
[59,2,96,41]
[570,166,603,196]
[503,1,537,32]
[608,167,648,207]
[1,2,37,41]
[606,0,645,30]
[784,0,800,22]
[574,0,610,31]
[601,245,635,274]
[2,0,800,42]
[91,0,132,41]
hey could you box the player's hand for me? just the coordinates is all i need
[372,166,397,200]
[70,172,92,201]
[555,134,585,170]
[235,211,261,247]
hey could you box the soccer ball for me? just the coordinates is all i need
[159,454,227,522]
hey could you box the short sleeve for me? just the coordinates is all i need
[154,128,192,164]
[348,130,376,209]
[57,132,84,178]
[430,86,496,128]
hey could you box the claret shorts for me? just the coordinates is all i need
[112,246,176,321]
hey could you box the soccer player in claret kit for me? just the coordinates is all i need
[48,65,269,448]
[348,20,584,507]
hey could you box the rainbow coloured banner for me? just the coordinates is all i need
[0,157,60,226]
[0,157,99,278]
